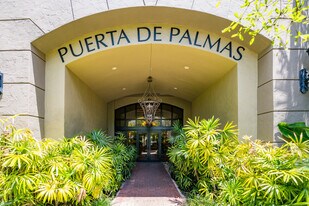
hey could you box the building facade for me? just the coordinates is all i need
[0,0,308,153]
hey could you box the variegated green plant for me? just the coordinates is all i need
[0,117,136,205]
[219,0,309,47]
[168,117,309,206]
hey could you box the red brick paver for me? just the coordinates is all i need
[112,162,185,206]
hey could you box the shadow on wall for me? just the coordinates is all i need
[0,71,3,100]
[31,46,45,138]
[273,16,309,143]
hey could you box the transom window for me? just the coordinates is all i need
[115,103,183,131]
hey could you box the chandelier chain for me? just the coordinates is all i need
[149,44,153,76]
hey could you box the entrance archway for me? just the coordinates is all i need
[115,103,183,161]
[31,6,270,140]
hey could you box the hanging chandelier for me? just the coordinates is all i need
[138,76,162,126]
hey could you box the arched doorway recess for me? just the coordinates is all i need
[31,6,270,140]
[115,103,183,161]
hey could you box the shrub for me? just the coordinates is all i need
[278,121,309,142]
[86,130,137,194]
[168,117,309,206]
[0,117,136,205]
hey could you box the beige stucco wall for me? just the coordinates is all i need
[64,69,107,137]
[192,48,259,139]
[190,47,259,139]
[192,67,238,127]
[44,51,65,139]
[0,19,45,139]
[237,47,259,138]
[107,96,191,136]
[44,51,109,139]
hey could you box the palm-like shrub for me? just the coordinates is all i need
[168,117,238,191]
[86,130,137,194]
[168,117,309,206]
[0,118,136,205]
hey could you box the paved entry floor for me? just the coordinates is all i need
[111,162,185,206]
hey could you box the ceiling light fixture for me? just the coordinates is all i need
[138,45,162,126]
[138,76,161,126]
[184,66,190,70]
[112,67,117,70]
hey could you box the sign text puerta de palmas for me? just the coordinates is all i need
[58,26,245,63]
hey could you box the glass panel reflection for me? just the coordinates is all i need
[172,107,182,119]
[162,104,172,119]
[115,107,125,119]
[139,133,148,161]
[127,120,136,127]
[115,120,126,127]
[162,120,171,127]
[149,133,158,160]
[137,119,146,127]
[152,120,160,127]
[161,131,172,161]
[126,104,136,119]
[127,131,136,146]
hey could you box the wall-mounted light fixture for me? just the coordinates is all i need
[299,49,309,94]
[300,68,309,94]
[0,72,3,96]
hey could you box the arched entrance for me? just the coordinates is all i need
[115,103,183,161]
[30,6,270,140]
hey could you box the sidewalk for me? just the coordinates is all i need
[111,162,185,206]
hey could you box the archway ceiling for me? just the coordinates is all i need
[67,44,236,102]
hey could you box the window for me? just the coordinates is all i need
[115,103,183,131]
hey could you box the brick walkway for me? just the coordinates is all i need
[111,162,185,206]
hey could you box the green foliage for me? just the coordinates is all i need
[0,119,136,205]
[169,117,309,206]
[220,0,309,47]
[86,130,137,194]
[278,122,309,142]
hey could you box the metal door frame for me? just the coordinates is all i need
[135,127,169,161]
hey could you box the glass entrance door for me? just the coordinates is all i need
[137,130,161,161]
[149,132,160,161]
[138,132,148,161]
[115,103,183,162]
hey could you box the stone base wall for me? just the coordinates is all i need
[258,48,309,143]
[0,19,45,139]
